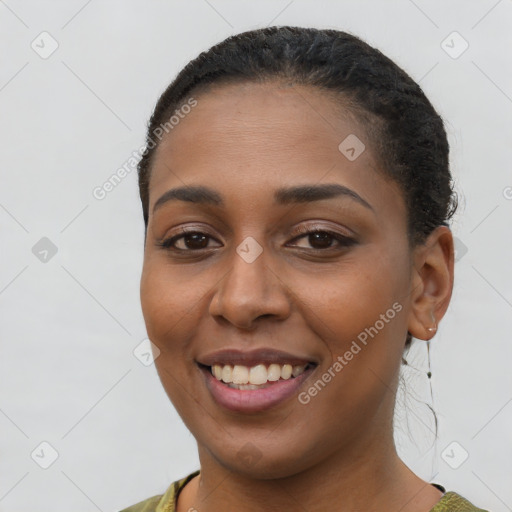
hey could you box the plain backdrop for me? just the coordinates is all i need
[1,1,511,511]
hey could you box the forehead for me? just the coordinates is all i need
[148,81,405,223]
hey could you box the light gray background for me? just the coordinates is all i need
[1,1,511,511]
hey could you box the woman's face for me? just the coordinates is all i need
[140,81,422,477]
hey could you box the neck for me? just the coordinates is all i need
[179,431,442,512]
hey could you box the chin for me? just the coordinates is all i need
[207,438,324,481]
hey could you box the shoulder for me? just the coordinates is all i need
[119,494,163,512]
[119,476,489,512]
[430,490,489,511]
[118,470,200,512]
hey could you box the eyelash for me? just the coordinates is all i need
[290,224,354,244]
[156,225,356,254]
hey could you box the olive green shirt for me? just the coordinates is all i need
[119,470,489,511]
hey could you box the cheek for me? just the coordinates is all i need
[140,262,210,418]
[294,257,400,336]
[291,266,405,437]
[140,261,210,349]
[290,252,408,390]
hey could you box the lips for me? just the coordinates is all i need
[196,347,318,368]
[199,363,318,413]
[195,347,320,412]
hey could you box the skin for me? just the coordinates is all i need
[140,81,454,512]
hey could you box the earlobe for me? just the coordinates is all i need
[409,306,439,342]
[406,226,454,342]
[426,310,438,334]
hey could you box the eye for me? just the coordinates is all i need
[156,228,222,252]
[156,225,356,254]
[287,225,356,251]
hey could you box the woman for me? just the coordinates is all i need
[121,26,488,512]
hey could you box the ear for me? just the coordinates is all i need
[407,226,455,341]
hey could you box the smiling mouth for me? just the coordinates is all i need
[197,362,318,390]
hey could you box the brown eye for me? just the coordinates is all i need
[288,228,356,251]
[157,231,221,251]
[307,232,336,249]
[177,233,209,250]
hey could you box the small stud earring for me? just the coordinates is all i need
[427,311,437,333]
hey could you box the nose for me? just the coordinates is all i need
[208,245,291,330]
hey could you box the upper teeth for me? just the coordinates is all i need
[211,363,308,385]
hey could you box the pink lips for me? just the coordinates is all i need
[198,364,316,413]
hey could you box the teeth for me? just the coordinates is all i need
[292,365,306,377]
[210,362,310,386]
[281,364,293,380]
[232,365,249,384]
[212,365,223,380]
[267,363,281,381]
[221,365,233,383]
[249,364,267,385]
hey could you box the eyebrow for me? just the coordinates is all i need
[152,183,374,214]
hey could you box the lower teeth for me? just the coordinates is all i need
[211,363,314,390]
[225,379,290,390]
